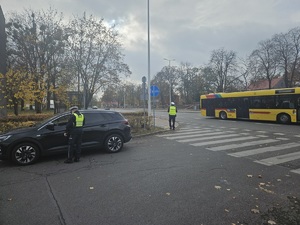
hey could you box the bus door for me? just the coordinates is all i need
[297,97,300,121]
[236,98,249,119]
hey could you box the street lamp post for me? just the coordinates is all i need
[163,58,175,105]
[147,0,151,116]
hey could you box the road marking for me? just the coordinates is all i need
[166,131,229,140]
[257,135,269,138]
[157,129,217,138]
[228,142,300,157]
[291,168,300,175]
[273,133,285,136]
[254,151,300,166]
[191,136,258,147]
[177,132,237,142]
[276,137,289,140]
[207,139,279,151]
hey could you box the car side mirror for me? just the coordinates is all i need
[46,123,55,131]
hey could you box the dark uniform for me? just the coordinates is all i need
[168,102,177,130]
[64,106,85,163]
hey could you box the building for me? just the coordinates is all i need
[248,77,285,90]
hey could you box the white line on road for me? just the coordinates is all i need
[156,129,218,138]
[207,139,279,151]
[228,142,300,157]
[191,136,258,147]
[177,132,237,142]
[254,151,300,166]
[291,168,300,175]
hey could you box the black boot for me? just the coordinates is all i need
[64,159,73,163]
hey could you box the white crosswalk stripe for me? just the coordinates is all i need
[291,168,300,175]
[178,132,238,142]
[228,142,300,157]
[156,127,300,175]
[191,136,258,146]
[254,151,300,166]
[207,139,279,151]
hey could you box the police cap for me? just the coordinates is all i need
[69,106,79,111]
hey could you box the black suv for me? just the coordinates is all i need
[0,110,132,165]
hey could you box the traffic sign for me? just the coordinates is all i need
[150,85,160,97]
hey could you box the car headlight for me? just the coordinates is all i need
[0,135,11,142]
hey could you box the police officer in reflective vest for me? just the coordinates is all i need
[168,102,177,130]
[64,106,85,163]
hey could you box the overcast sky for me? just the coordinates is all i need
[1,0,300,83]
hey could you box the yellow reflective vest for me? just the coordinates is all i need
[169,106,177,116]
[73,113,84,127]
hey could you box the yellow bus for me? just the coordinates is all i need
[200,88,300,124]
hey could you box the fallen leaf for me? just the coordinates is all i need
[251,209,260,214]
[247,175,253,178]
[277,179,282,182]
[214,185,221,190]
[89,187,94,190]
[226,189,231,191]
[268,220,276,225]
[258,184,274,194]
[166,192,171,196]
[7,198,13,201]
[258,175,262,178]
[224,209,230,212]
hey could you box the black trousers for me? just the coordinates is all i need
[169,115,176,129]
[67,130,83,160]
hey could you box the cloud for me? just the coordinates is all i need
[1,0,300,82]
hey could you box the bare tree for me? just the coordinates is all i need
[209,48,238,92]
[66,13,131,109]
[152,65,179,107]
[248,39,279,88]
[273,27,300,87]
[177,62,201,104]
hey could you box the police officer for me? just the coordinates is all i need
[168,102,177,130]
[64,106,85,163]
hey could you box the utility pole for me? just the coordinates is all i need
[163,58,175,105]
[147,0,151,116]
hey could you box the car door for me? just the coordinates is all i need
[37,115,71,153]
[81,113,109,149]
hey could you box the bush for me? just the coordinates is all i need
[0,112,154,134]
[0,114,52,133]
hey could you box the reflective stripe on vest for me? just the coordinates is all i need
[169,106,177,116]
[73,113,84,127]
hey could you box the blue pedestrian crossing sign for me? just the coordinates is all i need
[150,85,160,97]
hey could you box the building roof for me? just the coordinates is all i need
[248,77,284,90]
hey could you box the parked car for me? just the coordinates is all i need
[0,110,132,166]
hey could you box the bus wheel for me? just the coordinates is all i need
[277,113,291,124]
[220,111,227,120]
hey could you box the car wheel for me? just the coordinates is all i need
[104,134,124,153]
[220,111,227,120]
[277,113,291,124]
[11,143,40,165]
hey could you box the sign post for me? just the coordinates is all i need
[150,85,160,127]
[142,76,147,129]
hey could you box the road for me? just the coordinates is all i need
[1,110,300,225]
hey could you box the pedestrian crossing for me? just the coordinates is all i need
[156,127,300,175]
